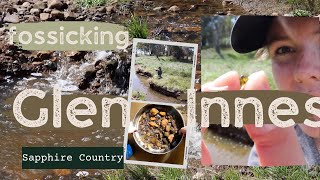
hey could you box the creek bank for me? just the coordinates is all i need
[136,65,152,78]
[0,0,134,95]
[77,47,132,95]
[149,81,181,99]
[135,65,182,99]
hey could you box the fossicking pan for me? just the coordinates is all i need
[132,104,185,154]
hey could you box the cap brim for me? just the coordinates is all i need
[231,16,274,53]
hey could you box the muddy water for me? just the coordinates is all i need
[132,72,182,104]
[204,129,252,165]
[0,76,123,179]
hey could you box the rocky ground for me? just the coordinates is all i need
[233,0,292,15]
[0,0,135,95]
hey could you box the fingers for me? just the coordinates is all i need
[202,71,241,91]
[243,71,270,90]
[179,127,186,136]
[128,122,137,133]
[201,139,213,166]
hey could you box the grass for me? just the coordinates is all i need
[157,167,190,179]
[101,170,124,180]
[125,165,156,180]
[126,15,149,39]
[76,0,107,7]
[201,48,277,90]
[122,164,320,179]
[132,91,146,100]
[293,9,312,16]
[135,56,193,93]
[286,0,320,14]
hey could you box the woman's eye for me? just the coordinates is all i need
[275,46,295,55]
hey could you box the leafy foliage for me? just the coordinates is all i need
[126,15,149,39]
[293,9,313,16]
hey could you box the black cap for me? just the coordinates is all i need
[231,16,275,53]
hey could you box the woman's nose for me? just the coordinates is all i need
[293,46,320,85]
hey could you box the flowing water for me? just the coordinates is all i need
[0,52,124,179]
[204,129,252,165]
[0,1,247,178]
[134,0,245,43]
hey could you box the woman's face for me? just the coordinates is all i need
[267,17,320,137]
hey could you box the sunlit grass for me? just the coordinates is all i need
[135,56,193,93]
[201,48,277,90]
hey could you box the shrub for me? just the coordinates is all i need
[126,15,149,39]
[293,9,313,16]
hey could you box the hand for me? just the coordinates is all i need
[201,71,241,166]
[202,71,306,166]
[179,127,186,136]
[128,121,137,134]
[243,71,305,166]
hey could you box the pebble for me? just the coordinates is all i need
[51,9,64,20]
[33,1,46,10]
[40,13,50,21]
[153,6,165,11]
[76,171,89,177]
[3,13,20,23]
[30,8,40,16]
[48,0,64,10]
[21,2,31,9]
[168,5,180,12]
[64,11,76,20]
[106,6,115,13]
[43,8,52,13]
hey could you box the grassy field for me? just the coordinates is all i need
[202,48,277,90]
[121,164,320,179]
[135,56,193,93]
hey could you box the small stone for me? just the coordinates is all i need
[25,15,38,22]
[65,51,84,60]
[76,171,89,177]
[21,2,31,8]
[3,13,20,23]
[64,11,76,20]
[48,0,64,10]
[153,7,165,11]
[17,7,27,15]
[6,7,18,14]
[43,8,52,13]
[271,12,279,16]
[40,13,50,21]
[30,8,40,16]
[34,1,46,10]
[106,6,115,13]
[189,5,197,11]
[76,15,86,21]
[192,172,204,179]
[97,6,106,13]
[16,0,26,5]
[32,61,44,66]
[51,9,64,20]
[168,5,180,12]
